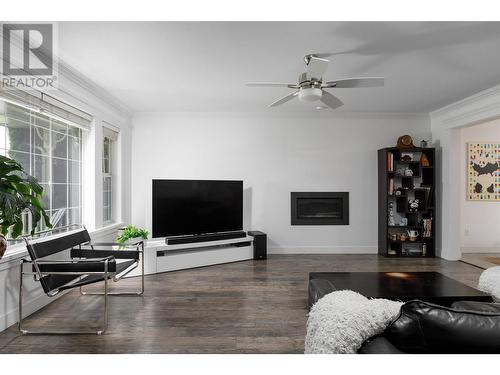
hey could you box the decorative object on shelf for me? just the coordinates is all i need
[396,188,406,196]
[388,202,396,226]
[396,135,415,149]
[401,152,413,162]
[388,177,394,195]
[420,153,430,167]
[408,230,419,242]
[423,218,432,238]
[388,233,398,241]
[420,139,429,147]
[399,233,408,241]
[422,244,427,256]
[0,155,52,259]
[387,152,394,172]
[388,249,397,255]
[400,218,408,226]
[117,225,149,244]
[396,167,406,176]
[404,168,414,177]
[403,248,423,256]
[408,199,419,212]
[467,142,500,201]
[395,189,402,196]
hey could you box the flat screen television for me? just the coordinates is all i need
[152,179,243,238]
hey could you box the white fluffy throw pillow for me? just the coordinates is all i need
[479,266,500,302]
[305,290,402,354]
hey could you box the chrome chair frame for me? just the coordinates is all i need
[18,256,112,335]
[76,241,145,296]
[17,225,145,335]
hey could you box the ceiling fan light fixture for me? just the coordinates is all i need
[298,87,322,102]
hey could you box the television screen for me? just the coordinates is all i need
[152,179,243,238]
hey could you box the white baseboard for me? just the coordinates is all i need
[461,246,500,254]
[0,290,64,333]
[268,246,378,254]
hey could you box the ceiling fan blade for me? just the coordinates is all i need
[311,53,342,59]
[269,91,299,107]
[306,56,329,80]
[323,77,385,88]
[246,82,298,88]
[320,91,344,110]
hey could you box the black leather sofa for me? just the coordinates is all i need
[359,300,500,354]
[308,279,500,353]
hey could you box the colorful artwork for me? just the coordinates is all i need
[467,143,500,201]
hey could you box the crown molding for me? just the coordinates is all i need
[56,60,133,119]
[0,24,132,121]
[430,84,500,130]
[132,110,429,119]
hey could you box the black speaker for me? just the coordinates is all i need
[248,231,267,260]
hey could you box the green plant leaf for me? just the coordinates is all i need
[0,155,52,238]
[27,175,43,195]
[11,217,24,238]
[116,225,149,244]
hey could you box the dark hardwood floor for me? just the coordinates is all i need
[0,254,485,354]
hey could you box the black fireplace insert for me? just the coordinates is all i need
[291,192,349,225]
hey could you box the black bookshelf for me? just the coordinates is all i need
[378,147,436,257]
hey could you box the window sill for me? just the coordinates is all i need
[89,222,124,238]
[0,222,125,265]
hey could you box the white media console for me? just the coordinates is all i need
[127,235,255,277]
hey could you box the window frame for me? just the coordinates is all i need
[102,135,113,224]
[101,124,119,226]
[0,99,86,237]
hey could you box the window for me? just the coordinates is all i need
[102,126,118,224]
[0,100,84,234]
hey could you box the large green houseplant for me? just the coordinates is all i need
[0,155,52,258]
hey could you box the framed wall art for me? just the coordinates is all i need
[467,142,500,201]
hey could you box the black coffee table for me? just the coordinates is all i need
[309,272,492,307]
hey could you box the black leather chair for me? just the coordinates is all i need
[359,300,500,354]
[19,225,144,335]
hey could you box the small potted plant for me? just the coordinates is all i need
[116,225,149,245]
[0,155,52,259]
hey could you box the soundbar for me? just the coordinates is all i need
[165,231,247,245]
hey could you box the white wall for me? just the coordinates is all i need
[431,84,500,260]
[460,118,500,253]
[131,112,430,254]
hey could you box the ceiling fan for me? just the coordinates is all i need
[246,53,384,110]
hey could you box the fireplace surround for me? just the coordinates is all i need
[291,192,349,225]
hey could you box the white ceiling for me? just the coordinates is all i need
[58,22,500,113]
